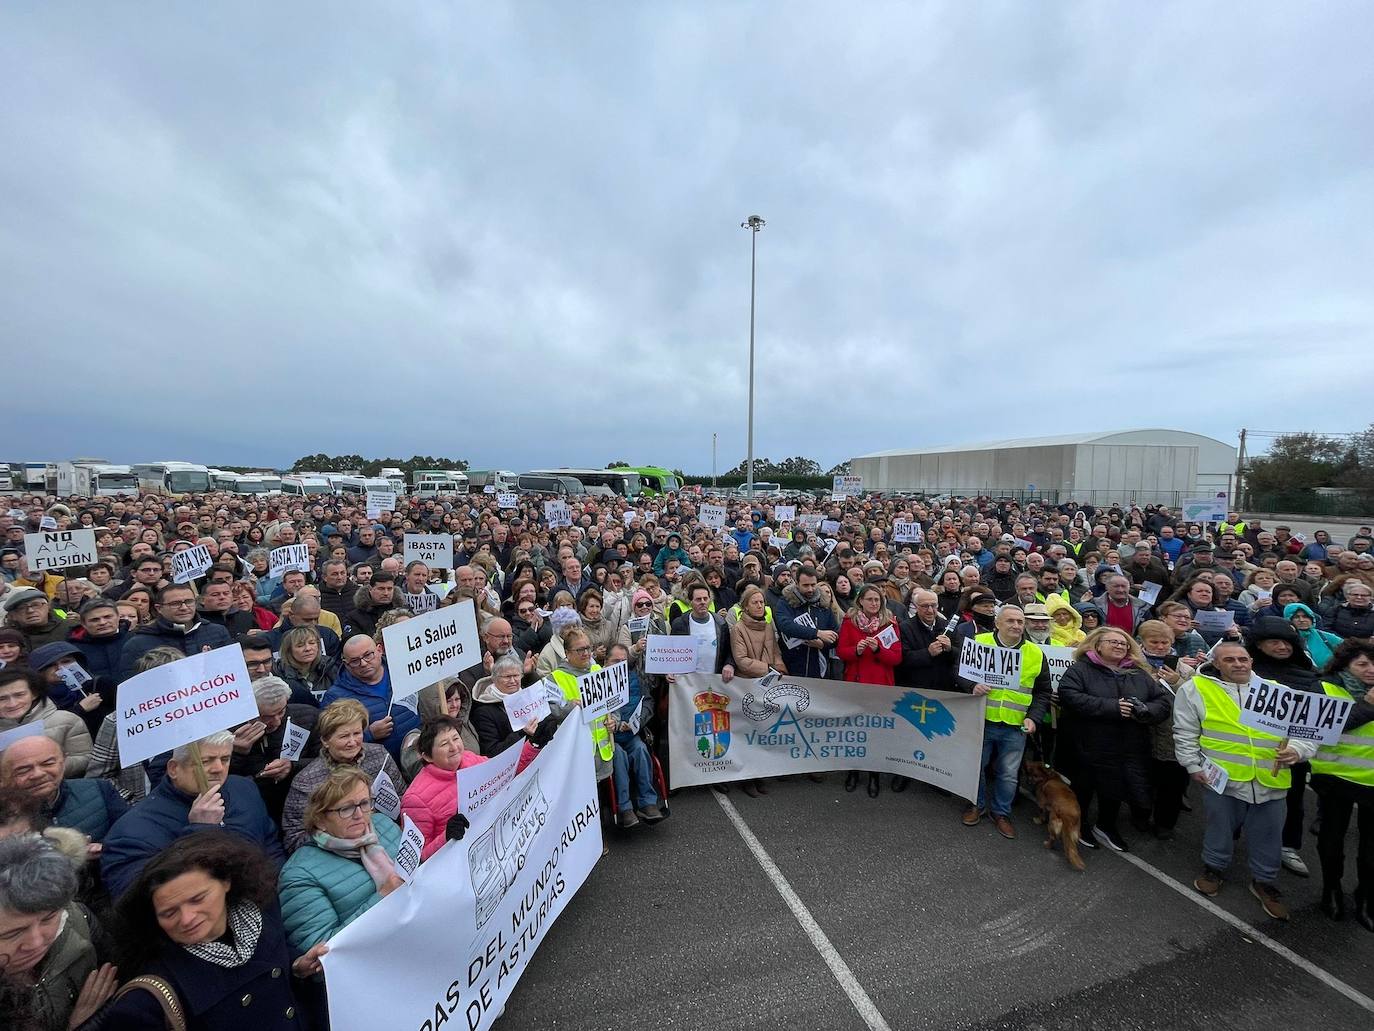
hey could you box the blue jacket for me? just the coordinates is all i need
[773,585,838,679]
[117,618,233,684]
[47,778,129,842]
[1158,537,1184,564]
[321,664,420,764]
[730,529,755,553]
[101,774,285,899]
[278,814,401,952]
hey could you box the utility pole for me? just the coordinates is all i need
[712,433,717,490]
[1235,428,1247,509]
[741,215,765,498]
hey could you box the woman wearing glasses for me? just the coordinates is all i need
[278,768,406,953]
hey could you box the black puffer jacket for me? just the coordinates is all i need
[1245,616,1322,694]
[1057,655,1170,807]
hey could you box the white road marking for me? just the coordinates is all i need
[1112,849,1374,1016]
[713,790,893,1031]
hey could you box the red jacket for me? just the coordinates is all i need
[836,617,902,686]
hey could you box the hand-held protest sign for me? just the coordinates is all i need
[892,520,924,544]
[365,489,397,519]
[544,500,572,529]
[23,529,97,573]
[958,636,1022,690]
[1137,582,1164,605]
[56,664,92,696]
[171,545,213,585]
[820,519,841,535]
[576,661,630,724]
[644,635,698,674]
[381,599,482,705]
[774,505,796,523]
[115,645,259,767]
[279,718,309,762]
[403,533,454,570]
[403,591,438,614]
[832,474,863,496]
[502,685,551,727]
[1194,609,1235,635]
[1040,645,1075,697]
[371,768,402,821]
[393,815,426,882]
[0,722,46,752]
[1181,493,1228,523]
[699,504,727,531]
[269,544,311,578]
[458,745,524,822]
[877,624,899,649]
[496,492,519,510]
[1240,677,1353,745]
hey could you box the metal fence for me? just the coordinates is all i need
[1242,490,1374,519]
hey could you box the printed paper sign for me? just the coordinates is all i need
[644,635,698,674]
[115,645,259,767]
[365,489,396,519]
[502,685,551,727]
[627,615,650,639]
[23,529,97,572]
[393,814,426,882]
[798,514,823,530]
[279,718,310,761]
[544,500,572,529]
[1014,537,1034,551]
[402,533,454,570]
[496,492,519,510]
[55,664,91,695]
[699,504,727,531]
[1199,756,1229,795]
[576,661,630,724]
[1181,494,1228,523]
[1240,677,1353,745]
[371,768,402,821]
[403,591,438,614]
[892,521,923,544]
[1137,582,1163,605]
[1194,609,1236,635]
[483,485,496,494]
[171,545,213,585]
[381,600,482,702]
[820,519,841,535]
[621,510,636,526]
[1040,645,1075,697]
[957,637,1023,691]
[39,516,58,531]
[458,744,522,822]
[0,721,46,751]
[269,543,311,578]
[774,505,796,523]
[877,624,900,649]
[832,475,863,496]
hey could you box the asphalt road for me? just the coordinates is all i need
[501,776,1373,1031]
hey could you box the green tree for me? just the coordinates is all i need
[1244,433,1345,492]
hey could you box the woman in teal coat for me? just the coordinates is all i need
[278,767,405,952]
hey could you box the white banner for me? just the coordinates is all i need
[322,715,601,1031]
[171,545,213,585]
[403,533,454,570]
[366,489,397,519]
[576,661,629,724]
[1240,678,1353,745]
[269,543,311,578]
[381,600,482,702]
[501,685,551,727]
[116,645,259,767]
[544,500,572,529]
[774,505,796,523]
[670,672,985,800]
[496,492,519,510]
[23,529,97,572]
[644,635,698,674]
[892,520,923,544]
[957,637,1022,691]
[699,504,727,531]
[832,474,863,496]
[1181,493,1228,523]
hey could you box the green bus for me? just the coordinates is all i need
[616,466,680,496]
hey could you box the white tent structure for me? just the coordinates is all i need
[850,429,1236,500]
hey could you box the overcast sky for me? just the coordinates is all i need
[3,4,1371,474]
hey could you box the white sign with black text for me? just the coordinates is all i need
[23,529,97,572]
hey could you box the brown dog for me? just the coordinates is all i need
[1022,760,1086,871]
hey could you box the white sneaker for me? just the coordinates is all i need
[1280,847,1309,877]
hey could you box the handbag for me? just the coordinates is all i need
[113,975,187,1031]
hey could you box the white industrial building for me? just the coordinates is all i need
[850,429,1237,500]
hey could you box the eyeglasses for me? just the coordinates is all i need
[344,649,380,666]
[161,598,196,608]
[634,601,653,609]
[517,607,535,616]
[325,798,375,819]
[245,658,274,671]
[569,645,592,654]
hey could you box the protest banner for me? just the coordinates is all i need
[1040,645,1075,696]
[269,544,311,578]
[39,516,58,531]
[892,520,923,544]
[116,645,258,767]
[798,513,823,530]
[626,615,650,640]
[774,505,796,522]
[394,815,426,882]
[279,718,310,761]
[23,529,97,573]
[171,544,213,585]
[403,533,454,570]
[820,519,841,535]
[832,474,863,496]
[544,500,572,528]
[1194,609,1235,635]
[459,743,525,822]
[371,768,402,820]
[1137,581,1164,605]
[0,722,45,752]
[1240,678,1353,745]
[365,489,397,519]
[55,664,91,696]
[877,624,899,649]
[404,591,439,614]
[322,714,601,1031]
[1014,537,1034,551]
[699,504,727,531]
[576,661,630,724]
[670,671,985,799]
[482,485,496,494]
[957,636,1023,691]
[644,635,698,674]
[381,599,482,703]
[1181,493,1229,523]
[496,492,519,510]
[501,685,551,728]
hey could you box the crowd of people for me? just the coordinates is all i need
[0,486,1371,1028]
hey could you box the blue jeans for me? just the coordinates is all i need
[1201,791,1284,883]
[977,721,1027,818]
[612,734,658,811]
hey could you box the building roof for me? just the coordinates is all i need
[853,429,1233,460]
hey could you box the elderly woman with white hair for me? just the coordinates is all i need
[0,835,117,1030]
[227,675,317,827]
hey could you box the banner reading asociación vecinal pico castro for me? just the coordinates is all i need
[669,672,986,801]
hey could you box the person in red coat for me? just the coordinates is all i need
[836,584,903,797]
